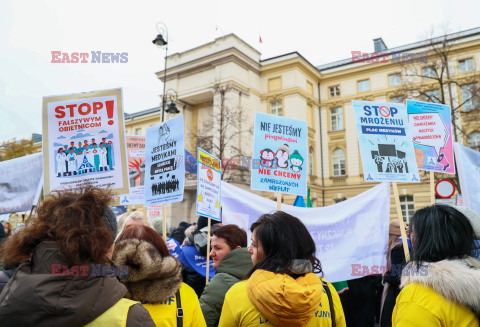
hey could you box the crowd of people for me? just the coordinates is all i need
[0,187,479,326]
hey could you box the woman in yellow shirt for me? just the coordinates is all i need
[392,205,480,326]
[114,225,206,327]
[219,211,346,327]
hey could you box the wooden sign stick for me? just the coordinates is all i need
[277,193,282,211]
[392,182,411,262]
[430,171,435,205]
[205,217,212,285]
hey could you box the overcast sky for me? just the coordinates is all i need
[1,0,479,142]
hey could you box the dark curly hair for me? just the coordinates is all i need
[0,187,114,268]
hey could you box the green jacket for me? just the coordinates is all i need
[200,247,253,327]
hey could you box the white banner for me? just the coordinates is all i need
[221,181,390,283]
[454,143,480,214]
[0,153,43,214]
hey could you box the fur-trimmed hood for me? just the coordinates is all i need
[113,238,182,303]
[401,256,480,315]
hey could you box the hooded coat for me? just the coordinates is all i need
[392,257,480,326]
[113,238,206,327]
[219,269,346,327]
[200,248,253,327]
[0,241,155,327]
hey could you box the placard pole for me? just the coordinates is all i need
[276,193,282,211]
[392,182,410,262]
[430,171,435,205]
[142,206,148,225]
[162,204,167,240]
[205,217,211,285]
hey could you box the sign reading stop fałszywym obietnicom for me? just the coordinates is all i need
[196,148,222,221]
[42,88,129,195]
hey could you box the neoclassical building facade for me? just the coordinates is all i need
[124,29,480,226]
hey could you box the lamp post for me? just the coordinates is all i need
[152,22,179,122]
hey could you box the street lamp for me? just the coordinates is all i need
[164,89,179,114]
[152,22,177,122]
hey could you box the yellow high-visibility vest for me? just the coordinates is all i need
[84,298,138,327]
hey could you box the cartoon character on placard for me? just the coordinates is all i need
[158,124,171,143]
[437,153,450,172]
[289,150,304,173]
[259,149,275,168]
[67,148,78,176]
[56,148,66,177]
[275,144,290,169]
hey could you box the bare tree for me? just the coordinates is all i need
[193,82,253,182]
[399,26,480,142]
[397,26,480,192]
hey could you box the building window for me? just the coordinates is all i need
[330,107,344,131]
[400,195,415,223]
[357,79,370,92]
[332,149,346,177]
[390,96,404,103]
[422,66,436,79]
[461,83,479,112]
[425,90,441,104]
[308,147,314,176]
[389,73,402,86]
[467,132,480,150]
[459,58,474,73]
[135,128,142,135]
[270,100,283,116]
[329,85,340,97]
[268,77,282,91]
[307,81,314,95]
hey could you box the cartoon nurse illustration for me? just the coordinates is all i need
[100,144,108,171]
[289,150,304,173]
[56,148,66,177]
[67,148,77,176]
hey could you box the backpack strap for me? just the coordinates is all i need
[176,290,184,327]
[321,280,336,327]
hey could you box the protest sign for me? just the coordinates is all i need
[221,181,390,283]
[120,136,146,205]
[251,113,308,196]
[196,148,222,221]
[144,115,185,206]
[407,100,455,173]
[454,143,480,214]
[42,88,128,194]
[0,153,43,214]
[352,100,420,183]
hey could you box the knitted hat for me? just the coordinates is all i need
[452,206,480,239]
[289,150,303,161]
[102,206,117,242]
[276,144,290,155]
[389,219,402,236]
